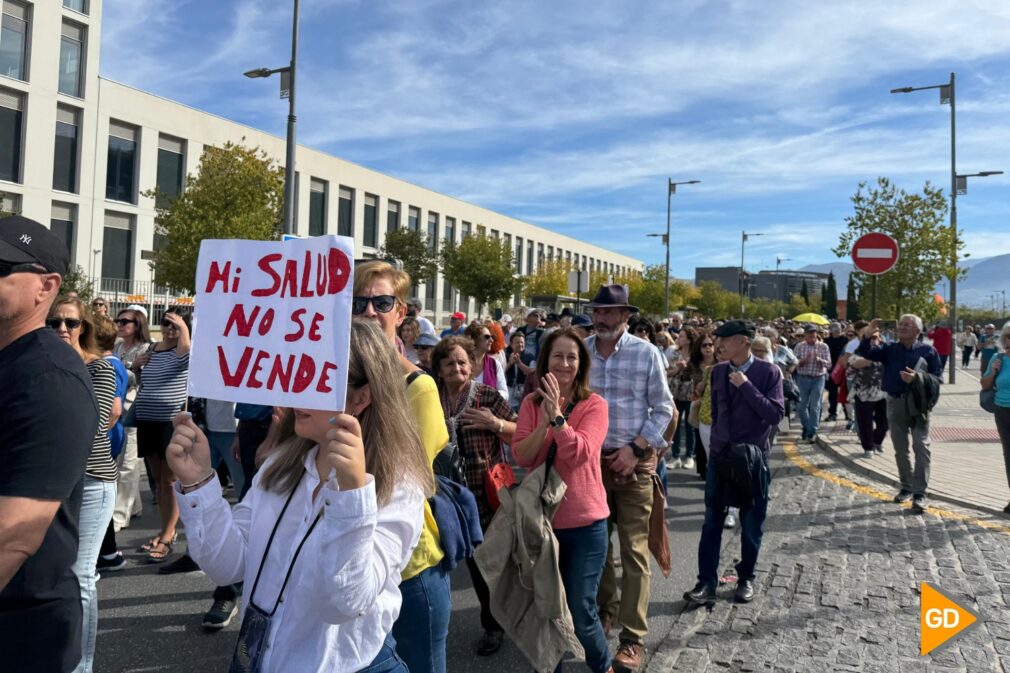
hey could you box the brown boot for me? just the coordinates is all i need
[612,640,644,672]
[598,611,613,638]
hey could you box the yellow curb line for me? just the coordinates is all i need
[782,441,1010,536]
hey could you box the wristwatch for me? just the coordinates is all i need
[550,414,566,428]
[629,441,648,459]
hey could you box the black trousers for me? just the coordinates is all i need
[962,347,974,368]
[465,557,502,633]
[854,398,889,451]
[694,428,708,478]
[824,379,840,416]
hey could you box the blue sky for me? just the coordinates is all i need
[100,0,1010,280]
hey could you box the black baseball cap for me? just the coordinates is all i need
[713,319,756,339]
[0,215,70,275]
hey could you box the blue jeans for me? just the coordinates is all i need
[555,519,611,673]
[796,374,825,438]
[71,477,117,673]
[696,458,770,589]
[360,634,409,673]
[207,430,245,498]
[392,564,451,673]
[671,399,695,459]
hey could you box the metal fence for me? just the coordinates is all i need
[88,277,193,328]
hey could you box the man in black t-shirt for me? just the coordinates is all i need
[0,216,98,673]
[823,322,850,422]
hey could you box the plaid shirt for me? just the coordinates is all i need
[792,340,831,377]
[586,329,675,451]
[441,381,517,527]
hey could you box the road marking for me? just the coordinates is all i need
[856,248,894,259]
[782,441,1010,535]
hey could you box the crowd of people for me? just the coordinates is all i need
[3,214,1010,673]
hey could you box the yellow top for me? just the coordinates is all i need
[401,372,448,580]
[699,364,715,426]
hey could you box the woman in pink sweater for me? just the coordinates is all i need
[513,327,611,673]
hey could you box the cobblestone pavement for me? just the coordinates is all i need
[816,368,1010,514]
[645,435,1010,673]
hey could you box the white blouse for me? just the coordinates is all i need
[475,356,509,402]
[175,447,424,673]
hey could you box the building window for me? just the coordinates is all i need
[59,21,85,97]
[408,206,419,232]
[386,199,399,233]
[0,87,21,182]
[106,120,137,203]
[0,1,28,81]
[427,212,438,253]
[444,217,455,246]
[547,245,553,260]
[308,178,327,236]
[51,203,76,263]
[514,237,522,274]
[155,134,185,208]
[566,251,572,263]
[476,224,486,237]
[337,186,353,237]
[63,0,88,13]
[461,221,471,239]
[363,193,377,247]
[53,106,80,193]
[490,228,499,239]
[526,240,533,274]
[0,191,18,212]
[102,211,133,284]
[537,243,544,268]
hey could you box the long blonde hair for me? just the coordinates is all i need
[259,320,435,504]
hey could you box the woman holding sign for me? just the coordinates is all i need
[166,320,434,673]
[432,335,518,657]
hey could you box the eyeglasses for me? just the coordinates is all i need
[92,302,106,307]
[480,334,493,341]
[115,318,137,326]
[0,261,48,278]
[415,345,433,351]
[701,342,715,348]
[161,320,178,328]
[351,295,397,315]
[635,327,649,334]
[46,318,82,330]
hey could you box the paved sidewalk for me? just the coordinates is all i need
[647,439,1010,673]
[814,368,1010,515]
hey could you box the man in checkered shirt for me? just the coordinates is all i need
[792,324,831,442]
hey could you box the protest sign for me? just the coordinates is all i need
[189,235,354,411]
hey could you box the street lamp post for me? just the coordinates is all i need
[244,0,300,236]
[775,255,791,303]
[664,179,700,317]
[740,231,764,316]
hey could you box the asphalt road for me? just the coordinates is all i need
[94,455,721,673]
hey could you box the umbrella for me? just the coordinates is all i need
[792,313,829,325]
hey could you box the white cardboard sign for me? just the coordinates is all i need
[189,236,354,412]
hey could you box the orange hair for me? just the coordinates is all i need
[485,320,506,354]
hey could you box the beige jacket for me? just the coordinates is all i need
[473,460,583,673]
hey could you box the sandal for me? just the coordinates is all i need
[138,535,162,553]
[146,539,174,563]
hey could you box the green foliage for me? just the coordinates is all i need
[789,293,812,316]
[694,281,737,318]
[799,281,809,303]
[147,142,284,293]
[521,258,569,298]
[845,275,861,320]
[377,227,440,284]
[441,234,516,314]
[834,177,957,321]
[821,272,838,318]
[60,265,94,302]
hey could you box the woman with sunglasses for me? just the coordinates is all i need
[690,332,719,479]
[131,308,191,562]
[47,297,118,673]
[111,308,152,531]
[166,320,435,673]
[90,297,109,317]
[431,335,518,657]
[465,322,509,402]
[352,261,453,673]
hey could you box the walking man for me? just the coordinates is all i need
[684,320,784,606]
[823,322,849,422]
[792,325,831,442]
[858,315,943,514]
[585,285,675,672]
[0,216,99,673]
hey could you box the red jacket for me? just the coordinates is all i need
[928,327,952,356]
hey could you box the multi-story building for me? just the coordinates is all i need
[2,0,641,325]
[695,266,828,302]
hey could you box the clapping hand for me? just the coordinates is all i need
[538,373,564,420]
[166,412,213,486]
[325,414,367,492]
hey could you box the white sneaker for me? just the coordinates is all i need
[724,509,738,529]
[668,457,683,469]
[682,457,695,470]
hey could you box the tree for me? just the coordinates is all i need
[845,275,861,321]
[148,142,284,292]
[626,265,670,317]
[799,281,809,305]
[821,272,838,318]
[694,281,737,318]
[833,177,956,321]
[377,227,440,285]
[789,293,812,316]
[441,234,516,315]
[60,265,94,301]
[521,258,569,298]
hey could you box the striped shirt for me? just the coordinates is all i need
[792,341,831,378]
[134,347,190,422]
[585,329,675,451]
[86,358,119,482]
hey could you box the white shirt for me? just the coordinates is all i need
[475,356,509,402]
[176,447,424,673]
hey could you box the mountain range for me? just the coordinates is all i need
[799,254,1009,310]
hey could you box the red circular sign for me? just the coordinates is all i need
[851,232,899,275]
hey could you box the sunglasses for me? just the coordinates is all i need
[351,295,397,315]
[480,334,493,341]
[635,327,650,334]
[161,320,179,328]
[92,302,106,307]
[415,345,433,351]
[0,261,48,277]
[47,318,82,330]
[115,318,137,326]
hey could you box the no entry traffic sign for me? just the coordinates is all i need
[851,232,899,275]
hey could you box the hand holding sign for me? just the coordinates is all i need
[325,414,367,492]
[166,412,213,486]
